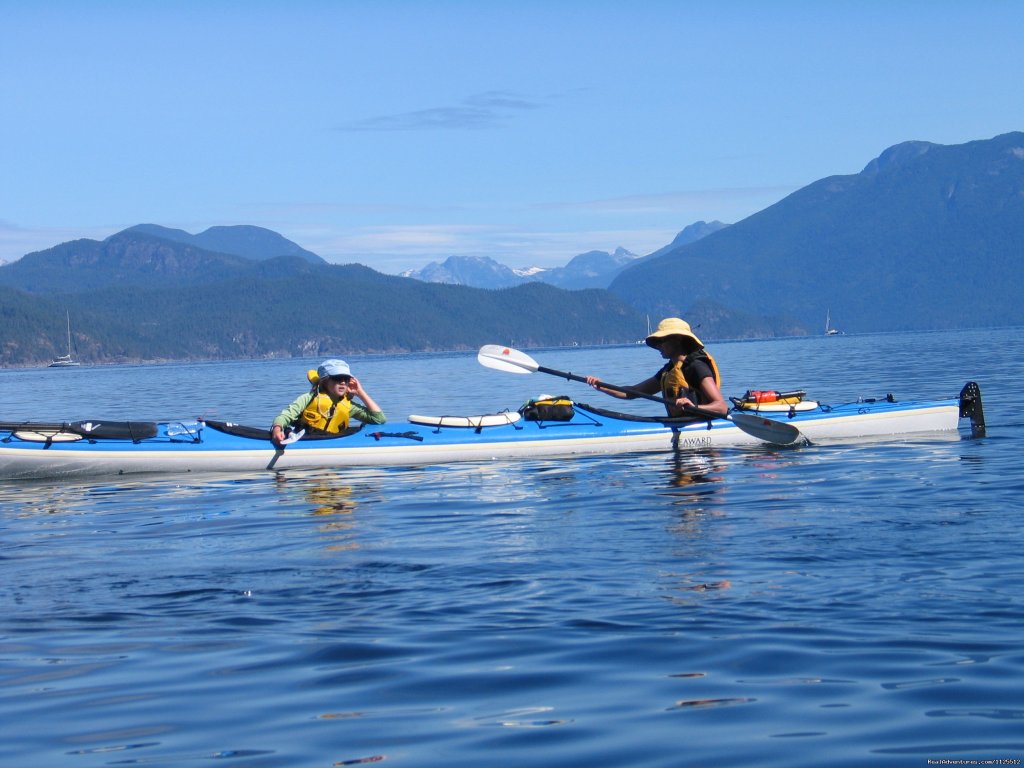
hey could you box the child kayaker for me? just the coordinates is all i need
[584,317,728,417]
[271,359,386,445]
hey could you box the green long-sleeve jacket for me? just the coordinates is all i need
[273,392,386,429]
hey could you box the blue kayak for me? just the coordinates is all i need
[0,383,984,480]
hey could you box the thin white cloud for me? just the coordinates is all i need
[338,90,543,132]
[545,186,797,216]
[0,223,120,263]
[304,223,685,274]
[311,224,505,261]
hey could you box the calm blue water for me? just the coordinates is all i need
[2,328,1023,767]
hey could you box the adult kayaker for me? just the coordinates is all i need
[271,359,386,445]
[584,317,728,417]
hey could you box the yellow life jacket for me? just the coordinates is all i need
[301,391,351,433]
[660,352,722,416]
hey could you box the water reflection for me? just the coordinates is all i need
[740,448,807,479]
[0,482,80,518]
[0,474,216,519]
[273,472,362,551]
[658,450,727,527]
[656,451,734,600]
[664,449,725,489]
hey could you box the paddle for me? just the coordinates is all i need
[0,419,159,439]
[477,345,806,445]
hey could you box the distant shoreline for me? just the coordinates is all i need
[5,324,1023,370]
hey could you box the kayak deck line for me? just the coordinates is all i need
[0,382,985,480]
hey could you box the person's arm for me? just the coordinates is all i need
[693,376,728,416]
[349,402,387,425]
[672,364,728,416]
[271,391,313,444]
[346,376,386,423]
[585,374,659,400]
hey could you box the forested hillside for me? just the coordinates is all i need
[610,132,1024,335]
[0,230,643,366]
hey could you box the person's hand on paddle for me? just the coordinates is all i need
[586,375,621,398]
[270,424,287,446]
[672,394,698,412]
[586,374,659,401]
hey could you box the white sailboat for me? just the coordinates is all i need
[636,315,652,344]
[49,312,81,367]
[825,309,840,336]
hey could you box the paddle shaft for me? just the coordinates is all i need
[0,419,160,439]
[1,420,74,432]
[535,365,725,422]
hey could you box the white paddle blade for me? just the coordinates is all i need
[477,345,539,374]
[729,412,805,445]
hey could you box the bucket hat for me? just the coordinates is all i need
[317,359,351,379]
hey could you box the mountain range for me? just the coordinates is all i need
[0,226,644,366]
[1,131,1021,366]
[402,248,643,290]
[128,224,325,264]
[401,220,729,290]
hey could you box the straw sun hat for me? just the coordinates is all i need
[644,318,703,349]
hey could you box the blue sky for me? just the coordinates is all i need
[2,1,1022,273]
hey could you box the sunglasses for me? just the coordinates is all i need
[327,375,352,384]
